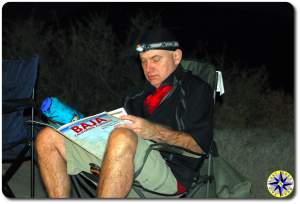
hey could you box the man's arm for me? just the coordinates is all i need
[151,122,204,154]
[119,115,204,154]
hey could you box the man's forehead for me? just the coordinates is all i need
[139,49,171,59]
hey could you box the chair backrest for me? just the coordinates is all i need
[181,59,218,91]
[181,59,225,103]
[3,55,39,100]
[2,55,39,160]
[180,59,224,197]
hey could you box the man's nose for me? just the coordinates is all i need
[144,61,154,73]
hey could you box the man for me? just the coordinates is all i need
[36,28,213,198]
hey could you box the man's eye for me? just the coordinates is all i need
[152,56,161,62]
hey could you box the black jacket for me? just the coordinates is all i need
[124,64,214,189]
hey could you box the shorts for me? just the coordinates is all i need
[64,135,177,194]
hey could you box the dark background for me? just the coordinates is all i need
[2,2,295,198]
[2,2,295,94]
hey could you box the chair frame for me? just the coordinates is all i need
[2,56,38,198]
[2,90,36,198]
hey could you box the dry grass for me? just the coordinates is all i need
[214,127,294,198]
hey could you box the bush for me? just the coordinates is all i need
[3,13,162,115]
[214,62,293,130]
[2,13,293,130]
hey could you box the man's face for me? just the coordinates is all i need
[139,49,180,88]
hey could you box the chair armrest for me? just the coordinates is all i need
[149,143,208,159]
[3,98,34,113]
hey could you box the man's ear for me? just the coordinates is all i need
[173,49,182,65]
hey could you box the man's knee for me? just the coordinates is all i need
[107,128,138,155]
[36,127,65,154]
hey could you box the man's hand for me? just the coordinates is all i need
[118,115,204,154]
[118,115,161,142]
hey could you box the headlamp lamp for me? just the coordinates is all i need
[136,41,179,53]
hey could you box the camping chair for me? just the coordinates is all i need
[2,55,39,198]
[70,59,226,198]
[130,60,223,198]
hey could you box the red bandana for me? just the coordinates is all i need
[144,85,173,115]
[177,181,187,193]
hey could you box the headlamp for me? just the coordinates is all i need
[136,41,179,53]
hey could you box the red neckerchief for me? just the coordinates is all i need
[144,85,173,115]
[177,181,187,193]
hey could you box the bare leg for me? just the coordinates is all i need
[35,127,70,198]
[97,128,138,198]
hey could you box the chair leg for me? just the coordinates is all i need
[2,143,31,198]
[30,103,35,198]
[206,154,212,197]
[3,143,31,183]
[2,183,15,198]
[71,176,84,198]
[71,174,96,198]
[30,140,35,198]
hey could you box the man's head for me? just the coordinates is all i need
[136,28,182,88]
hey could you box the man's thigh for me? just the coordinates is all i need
[64,138,100,175]
[64,135,177,194]
[133,136,177,194]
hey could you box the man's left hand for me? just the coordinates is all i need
[118,115,160,142]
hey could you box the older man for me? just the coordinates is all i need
[36,28,213,198]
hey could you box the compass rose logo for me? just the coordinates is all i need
[267,170,294,198]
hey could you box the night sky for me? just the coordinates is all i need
[2,2,295,94]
